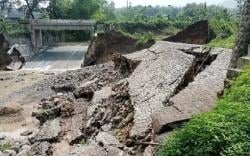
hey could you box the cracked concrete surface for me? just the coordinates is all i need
[126,41,232,136]
[126,42,197,136]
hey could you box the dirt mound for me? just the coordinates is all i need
[83,31,154,66]
[163,20,214,44]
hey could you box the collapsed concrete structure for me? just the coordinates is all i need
[0,41,232,156]
[0,33,34,70]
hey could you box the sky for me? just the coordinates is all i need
[109,0,227,8]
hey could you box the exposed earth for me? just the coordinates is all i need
[0,40,232,156]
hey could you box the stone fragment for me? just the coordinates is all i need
[0,134,6,140]
[32,106,61,124]
[106,146,128,156]
[61,101,75,117]
[20,130,33,136]
[73,86,94,100]
[31,142,52,156]
[151,109,189,134]
[11,145,20,153]
[96,132,123,148]
[20,145,31,152]
[51,83,76,92]
[143,146,154,156]
[4,149,16,156]
[34,119,61,142]
[112,52,140,77]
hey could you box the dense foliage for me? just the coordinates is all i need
[102,3,238,48]
[158,66,250,156]
[0,16,28,36]
[0,1,240,46]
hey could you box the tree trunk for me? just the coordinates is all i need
[230,0,250,68]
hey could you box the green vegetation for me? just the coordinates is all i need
[102,3,239,48]
[0,143,11,152]
[158,65,250,156]
[1,1,240,46]
[0,17,28,36]
[207,17,238,48]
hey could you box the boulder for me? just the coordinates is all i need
[73,86,94,100]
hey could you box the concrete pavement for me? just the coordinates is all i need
[22,45,87,71]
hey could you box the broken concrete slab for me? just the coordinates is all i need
[151,108,189,134]
[126,41,196,136]
[151,48,232,134]
[170,50,232,115]
[96,132,123,148]
[62,102,87,145]
[34,118,61,142]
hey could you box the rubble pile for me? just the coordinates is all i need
[0,41,232,156]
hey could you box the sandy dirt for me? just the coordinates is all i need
[0,70,51,99]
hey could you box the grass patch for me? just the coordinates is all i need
[158,65,250,156]
[0,143,11,152]
[208,35,236,49]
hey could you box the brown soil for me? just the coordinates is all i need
[83,31,155,66]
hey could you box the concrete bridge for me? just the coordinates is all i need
[29,19,96,49]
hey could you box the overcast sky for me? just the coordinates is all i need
[109,0,227,8]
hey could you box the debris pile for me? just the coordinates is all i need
[0,41,232,156]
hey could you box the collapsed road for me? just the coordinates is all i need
[0,41,232,156]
